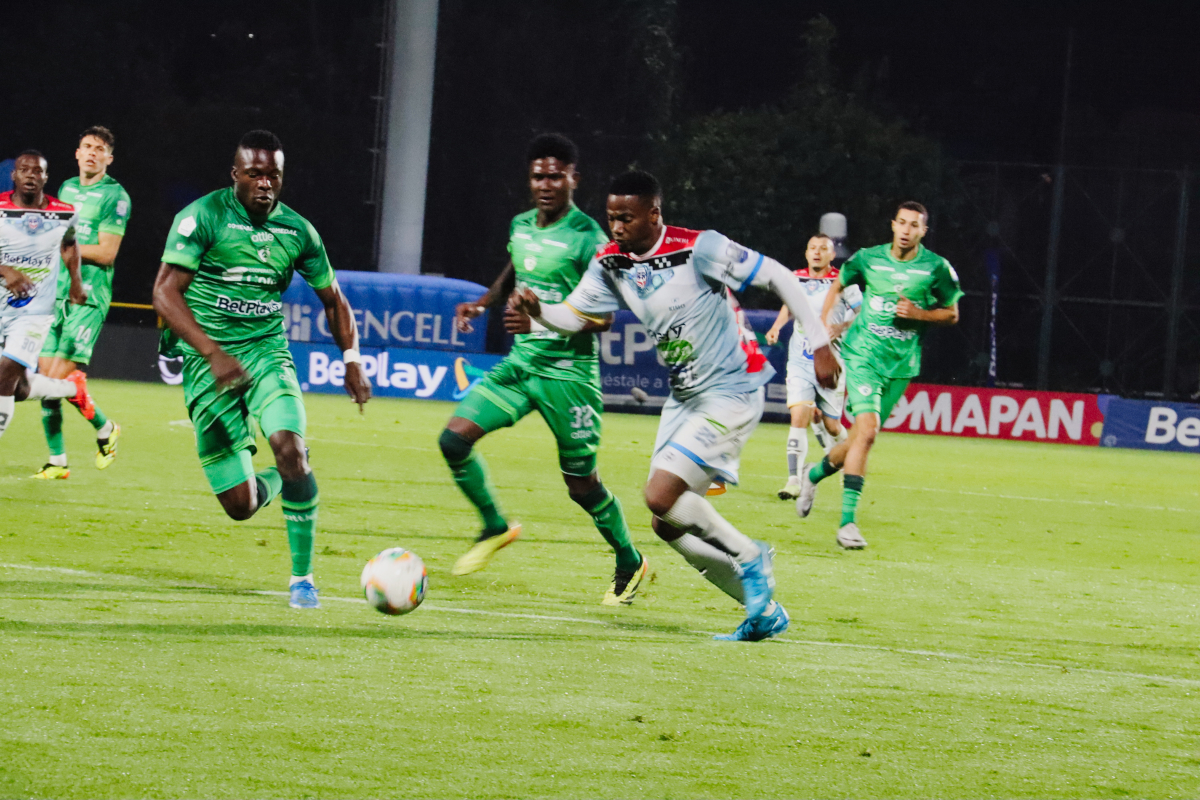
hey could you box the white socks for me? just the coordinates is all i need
[0,395,13,439]
[26,373,76,401]
[812,422,848,454]
[49,454,68,467]
[289,574,313,586]
[661,491,760,563]
[667,533,744,603]
[96,420,114,439]
[787,426,807,477]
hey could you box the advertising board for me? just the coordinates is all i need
[1099,397,1200,453]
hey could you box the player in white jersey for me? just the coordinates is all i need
[512,171,838,641]
[765,234,861,499]
[0,151,89,442]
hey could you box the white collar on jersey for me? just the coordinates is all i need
[627,225,669,262]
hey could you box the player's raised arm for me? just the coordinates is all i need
[314,280,371,410]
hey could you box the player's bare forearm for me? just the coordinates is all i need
[579,313,614,334]
[456,260,514,333]
[895,298,959,325]
[61,240,86,305]
[152,263,219,357]
[315,282,372,409]
[820,277,844,326]
[79,233,123,267]
[765,306,789,344]
[0,265,35,297]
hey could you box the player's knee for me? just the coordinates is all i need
[438,428,473,464]
[272,438,307,481]
[568,479,605,509]
[644,486,676,519]
[218,492,256,521]
[12,375,30,401]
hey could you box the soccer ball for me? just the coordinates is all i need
[361,547,427,615]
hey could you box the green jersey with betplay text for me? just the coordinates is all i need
[839,243,964,379]
[160,188,334,351]
[55,174,131,311]
[506,204,608,382]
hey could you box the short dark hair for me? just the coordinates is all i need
[16,149,45,162]
[897,200,929,223]
[80,126,115,150]
[609,170,661,201]
[527,133,578,166]
[237,129,284,154]
[810,232,834,242]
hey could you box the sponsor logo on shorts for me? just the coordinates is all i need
[215,295,282,316]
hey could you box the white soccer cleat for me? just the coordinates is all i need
[794,469,817,518]
[836,523,867,550]
[777,476,802,500]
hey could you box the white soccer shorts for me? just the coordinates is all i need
[0,312,52,370]
[649,387,764,491]
[785,354,846,418]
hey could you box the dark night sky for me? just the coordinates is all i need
[4,1,1198,288]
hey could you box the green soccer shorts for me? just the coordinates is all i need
[453,357,603,477]
[41,302,107,366]
[844,356,911,423]
[182,335,307,494]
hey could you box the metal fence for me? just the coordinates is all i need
[918,162,1198,400]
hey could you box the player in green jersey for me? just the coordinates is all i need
[152,130,371,609]
[797,201,963,549]
[442,134,647,605]
[35,126,131,479]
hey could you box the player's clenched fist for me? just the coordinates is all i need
[342,362,372,411]
[206,349,250,393]
[508,287,542,318]
[454,301,485,333]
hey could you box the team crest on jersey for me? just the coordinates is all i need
[627,263,672,298]
[22,212,46,235]
[257,246,272,263]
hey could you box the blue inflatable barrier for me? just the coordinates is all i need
[282,270,489,353]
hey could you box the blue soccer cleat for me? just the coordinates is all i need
[738,540,776,619]
[713,601,790,642]
[288,580,321,609]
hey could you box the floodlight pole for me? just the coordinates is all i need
[1037,28,1074,390]
[377,0,439,274]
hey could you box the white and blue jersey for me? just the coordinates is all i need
[566,226,775,402]
[785,265,860,369]
[0,191,76,318]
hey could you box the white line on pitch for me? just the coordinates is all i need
[3,562,1198,688]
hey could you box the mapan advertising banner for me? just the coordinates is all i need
[883,383,1104,446]
[291,343,502,402]
[1099,397,1200,453]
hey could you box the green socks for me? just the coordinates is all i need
[440,429,508,536]
[281,471,319,577]
[41,400,64,457]
[808,455,841,485]
[255,467,283,510]
[576,485,641,572]
[89,405,109,431]
[841,474,864,527]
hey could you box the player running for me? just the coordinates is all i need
[35,126,131,479]
[153,130,371,609]
[512,171,838,641]
[0,151,90,443]
[764,234,860,500]
[796,202,962,549]
[442,134,647,605]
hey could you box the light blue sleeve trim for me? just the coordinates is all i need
[737,253,765,294]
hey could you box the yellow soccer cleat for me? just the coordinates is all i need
[95,422,120,470]
[33,464,70,480]
[451,524,521,576]
[602,555,650,606]
[706,481,726,497]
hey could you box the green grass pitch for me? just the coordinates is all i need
[1,380,1197,798]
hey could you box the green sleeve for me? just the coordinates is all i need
[98,187,131,236]
[932,259,964,308]
[506,217,517,257]
[160,201,212,271]
[297,220,335,291]
[839,249,866,289]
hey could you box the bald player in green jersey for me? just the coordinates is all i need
[153,130,371,609]
[796,201,963,549]
[35,126,131,479]
[442,133,647,605]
